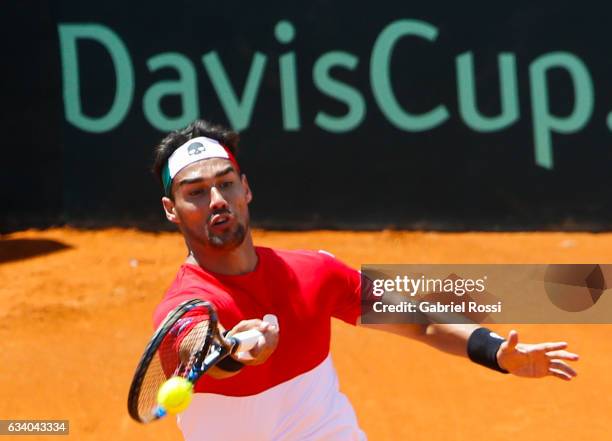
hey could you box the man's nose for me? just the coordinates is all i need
[209,186,229,210]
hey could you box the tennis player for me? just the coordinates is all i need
[151,119,579,441]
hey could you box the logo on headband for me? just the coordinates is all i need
[187,142,206,156]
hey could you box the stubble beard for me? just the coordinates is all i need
[203,207,250,250]
[207,220,248,250]
[182,208,250,252]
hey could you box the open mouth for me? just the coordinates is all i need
[210,213,232,227]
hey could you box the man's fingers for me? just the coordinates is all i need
[248,324,280,365]
[546,350,579,361]
[549,360,578,378]
[228,319,263,335]
[506,329,519,350]
[262,324,280,350]
[539,342,568,352]
[548,367,573,381]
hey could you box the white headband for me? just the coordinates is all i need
[161,136,235,194]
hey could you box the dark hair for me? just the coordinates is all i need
[152,119,240,197]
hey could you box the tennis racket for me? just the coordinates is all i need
[127,299,262,423]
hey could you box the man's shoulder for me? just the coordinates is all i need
[168,263,211,288]
[160,264,221,306]
[153,264,224,328]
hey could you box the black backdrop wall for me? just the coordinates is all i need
[3,1,612,232]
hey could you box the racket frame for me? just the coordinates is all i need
[128,299,232,423]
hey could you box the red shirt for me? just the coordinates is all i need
[153,247,361,397]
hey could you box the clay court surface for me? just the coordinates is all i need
[1,228,611,440]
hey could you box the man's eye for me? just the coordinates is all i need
[188,188,205,196]
[219,181,233,189]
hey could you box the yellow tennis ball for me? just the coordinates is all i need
[157,377,193,414]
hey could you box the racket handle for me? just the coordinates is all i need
[230,329,263,353]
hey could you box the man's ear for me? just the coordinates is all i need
[162,196,180,224]
[241,174,253,204]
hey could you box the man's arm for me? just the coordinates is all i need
[360,322,579,380]
[360,322,478,356]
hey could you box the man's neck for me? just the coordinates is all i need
[186,234,258,275]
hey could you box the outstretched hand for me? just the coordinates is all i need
[496,330,579,381]
[227,318,280,366]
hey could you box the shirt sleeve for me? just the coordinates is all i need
[318,251,362,325]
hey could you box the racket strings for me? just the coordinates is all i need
[178,320,212,377]
[133,313,213,422]
[137,354,169,422]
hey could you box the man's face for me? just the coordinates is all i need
[162,158,252,250]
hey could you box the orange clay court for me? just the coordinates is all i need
[1,228,611,441]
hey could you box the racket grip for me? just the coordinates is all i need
[230,329,264,353]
